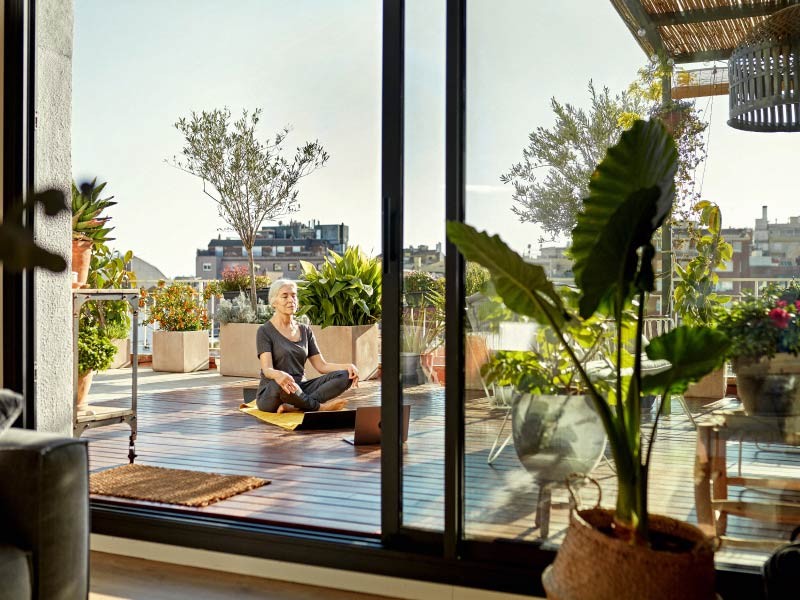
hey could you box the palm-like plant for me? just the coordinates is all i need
[448,119,730,543]
[72,178,116,245]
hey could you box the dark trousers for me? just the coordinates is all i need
[256,370,352,412]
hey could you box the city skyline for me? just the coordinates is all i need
[73,1,800,278]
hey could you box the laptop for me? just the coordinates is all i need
[343,405,411,446]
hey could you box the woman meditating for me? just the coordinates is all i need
[256,279,358,414]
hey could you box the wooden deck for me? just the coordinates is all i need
[85,369,800,570]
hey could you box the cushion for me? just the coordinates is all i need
[0,390,23,437]
[0,544,32,600]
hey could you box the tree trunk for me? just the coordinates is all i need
[246,248,258,311]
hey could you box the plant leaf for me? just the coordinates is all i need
[447,222,568,328]
[571,119,677,318]
[641,326,730,394]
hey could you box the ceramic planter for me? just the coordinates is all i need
[76,370,93,410]
[219,323,261,377]
[684,366,727,400]
[733,354,800,416]
[304,324,379,380]
[543,508,715,600]
[71,239,93,288]
[152,330,209,373]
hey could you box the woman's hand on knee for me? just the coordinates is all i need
[345,364,359,387]
[273,371,299,394]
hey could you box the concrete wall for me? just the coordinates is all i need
[34,1,73,433]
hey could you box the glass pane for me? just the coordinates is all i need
[400,0,446,531]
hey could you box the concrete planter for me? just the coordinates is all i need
[219,323,262,378]
[107,338,131,369]
[152,330,209,373]
[684,366,727,400]
[304,324,379,380]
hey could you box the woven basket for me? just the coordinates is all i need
[542,508,716,600]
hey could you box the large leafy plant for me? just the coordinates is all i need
[77,322,117,375]
[448,119,729,544]
[673,201,732,326]
[84,248,136,340]
[297,246,381,327]
[401,290,445,354]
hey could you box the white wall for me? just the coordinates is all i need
[34,1,73,433]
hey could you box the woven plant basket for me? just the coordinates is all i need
[542,508,716,600]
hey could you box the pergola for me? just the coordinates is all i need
[610,1,800,312]
[611,1,800,98]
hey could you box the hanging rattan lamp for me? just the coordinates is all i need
[729,5,800,132]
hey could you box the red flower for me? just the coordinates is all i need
[777,300,788,308]
[769,307,792,329]
[795,300,800,310]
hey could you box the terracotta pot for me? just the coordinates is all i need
[465,333,490,390]
[76,370,94,410]
[733,354,800,416]
[71,239,93,288]
[543,508,715,600]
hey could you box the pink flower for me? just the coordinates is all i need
[777,300,788,308]
[795,300,800,310]
[769,307,792,329]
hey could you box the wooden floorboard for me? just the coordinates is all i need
[85,369,800,568]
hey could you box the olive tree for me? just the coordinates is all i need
[172,107,329,309]
[503,62,708,239]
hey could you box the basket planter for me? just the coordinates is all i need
[219,323,261,378]
[684,366,727,400]
[733,354,800,416]
[152,330,209,373]
[304,324,379,380]
[543,508,715,600]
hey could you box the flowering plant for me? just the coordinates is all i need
[715,282,800,360]
[140,281,212,332]
[217,265,271,292]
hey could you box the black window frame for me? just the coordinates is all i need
[3,1,765,597]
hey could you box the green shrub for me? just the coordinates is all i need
[215,292,273,325]
[297,246,381,327]
[78,322,117,375]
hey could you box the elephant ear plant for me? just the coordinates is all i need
[448,119,730,544]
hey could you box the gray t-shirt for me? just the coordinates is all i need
[256,321,320,382]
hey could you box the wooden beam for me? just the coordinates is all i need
[616,0,667,55]
[650,1,799,26]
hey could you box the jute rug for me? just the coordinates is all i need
[90,464,269,507]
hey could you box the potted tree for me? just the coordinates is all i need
[71,179,115,288]
[297,246,381,380]
[215,292,273,377]
[674,200,733,400]
[449,119,729,600]
[140,281,213,373]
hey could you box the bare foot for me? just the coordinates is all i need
[277,403,301,414]
[319,398,348,411]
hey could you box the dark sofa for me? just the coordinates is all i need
[0,428,89,599]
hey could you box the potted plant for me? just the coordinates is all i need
[715,281,800,416]
[401,289,445,386]
[297,246,381,380]
[86,247,137,368]
[674,200,733,400]
[76,320,117,412]
[71,179,115,287]
[215,292,274,377]
[140,281,213,373]
[449,119,729,600]
[208,265,272,301]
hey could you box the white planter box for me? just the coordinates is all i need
[304,324,380,380]
[152,330,209,373]
[219,323,262,378]
[684,366,727,400]
[107,338,131,369]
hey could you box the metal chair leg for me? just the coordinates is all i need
[487,408,512,465]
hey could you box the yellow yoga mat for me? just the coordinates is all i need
[238,400,357,431]
[238,401,305,431]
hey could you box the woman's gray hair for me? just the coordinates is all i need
[268,278,298,306]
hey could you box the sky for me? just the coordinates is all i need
[73,0,800,278]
